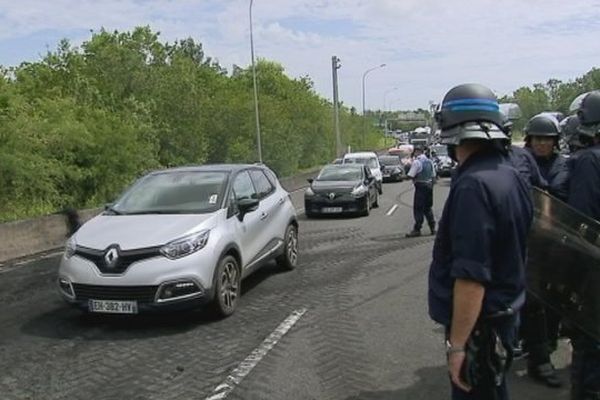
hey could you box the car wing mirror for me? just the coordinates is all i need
[307,178,314,184]
[237,198,259,221]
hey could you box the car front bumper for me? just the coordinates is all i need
[304,195,369,215]
[57,250,218,313]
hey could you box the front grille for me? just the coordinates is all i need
[73,284,158,303]
[74,245,162,274]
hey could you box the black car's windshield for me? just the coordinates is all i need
[379,156,401,166]
[344,157,378,169]
[111,171,228,215]
[317,166,363,181]
[431,146,448,156]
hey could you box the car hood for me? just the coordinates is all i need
[74,212,221,250]
[311,180,359,193]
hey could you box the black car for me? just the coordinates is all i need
[304,164,379,217]
[378,155,405,182]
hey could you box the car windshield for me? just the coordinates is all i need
[431,146,448,156]
[317,166,363,181]
[344,157,378,169]
[379,156,401,166]
[111,171,229,215]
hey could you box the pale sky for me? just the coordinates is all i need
[1,0,599,110]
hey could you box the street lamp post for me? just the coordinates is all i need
[361,63,386,148]
[249,0,262,163]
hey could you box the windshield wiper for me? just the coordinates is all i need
[104,206,123,215]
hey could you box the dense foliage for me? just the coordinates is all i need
[500,68,600,133]
[0,27,382,222]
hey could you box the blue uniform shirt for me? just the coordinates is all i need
[532,151,570,201]
[568,144,600,221]
[428,150,534,326]
[509,145,548,189]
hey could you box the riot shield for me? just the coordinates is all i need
[527,187,600,341]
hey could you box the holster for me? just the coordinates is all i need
[459,314,513,396]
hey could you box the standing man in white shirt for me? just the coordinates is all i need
[406,145,436,237]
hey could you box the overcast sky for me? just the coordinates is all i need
[1,0,599,110]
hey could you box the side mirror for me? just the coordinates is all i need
[380,165,385,172]
[237,198,259,221]
[104,203,113,210]
[307,178,314,184]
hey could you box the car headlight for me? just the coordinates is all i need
[160,230,210,260]
[393,167,401,173]
[305,187,315,196]
[351,185,368,197]
[64,237,77,259]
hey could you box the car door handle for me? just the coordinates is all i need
[278,197,285,205]
[260,212,269,220]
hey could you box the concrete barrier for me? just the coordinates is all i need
[0,167,321,264]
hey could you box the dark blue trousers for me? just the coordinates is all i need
[413,183,435,231]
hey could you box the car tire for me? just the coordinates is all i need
[212,255,241,318]
[276,224,299,270]
[372,191,379,208]
[361,197,371,217]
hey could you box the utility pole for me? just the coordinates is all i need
[249,0,262,163]
[332,56,342,157]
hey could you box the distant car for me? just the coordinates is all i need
[378,155,405,182]
[304,164,378,217]
[388,144,414,174]
[342,151,383,194]
[57,164,299,317]
[430,145,456,178]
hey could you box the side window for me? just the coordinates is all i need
[232,171,257,201]
[249,170,275,199]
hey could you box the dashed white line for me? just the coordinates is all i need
[204,308,307,400]
[386,204,399,216]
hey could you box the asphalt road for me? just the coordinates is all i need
[0,179,572,400]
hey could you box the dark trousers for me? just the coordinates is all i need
[520,296,559,366]
[450,315,517,400]
[571,334,600,399]
[413,183,435,231]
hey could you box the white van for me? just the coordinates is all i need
[342,152,383,194]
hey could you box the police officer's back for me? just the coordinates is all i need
[428,84,533,400]
[567,91,600,400]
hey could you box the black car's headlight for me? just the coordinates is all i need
[351,185,368,197]
[161,230,210,260]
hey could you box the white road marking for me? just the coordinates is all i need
[386,204,398,216]
[204,308,307,400]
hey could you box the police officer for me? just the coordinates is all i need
[519,113,569,388]
[501,115,548,189]
[428,84,533,400]
[567,90,600,400]
[406,145,436,237]
[525,113,569,200]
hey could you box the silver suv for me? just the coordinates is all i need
[57,164,299,317]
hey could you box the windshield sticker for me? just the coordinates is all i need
[209,194,218,204]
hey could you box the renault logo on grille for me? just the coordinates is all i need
[104,247,120,269]
[329,192,336,200]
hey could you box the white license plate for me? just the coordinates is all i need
[88,299,138,314]
[322,207,343,213]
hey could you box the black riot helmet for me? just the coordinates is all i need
[573,91,600,139]
[437,84,508,145]
[524,113,560,137]
[560,115,584,151]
